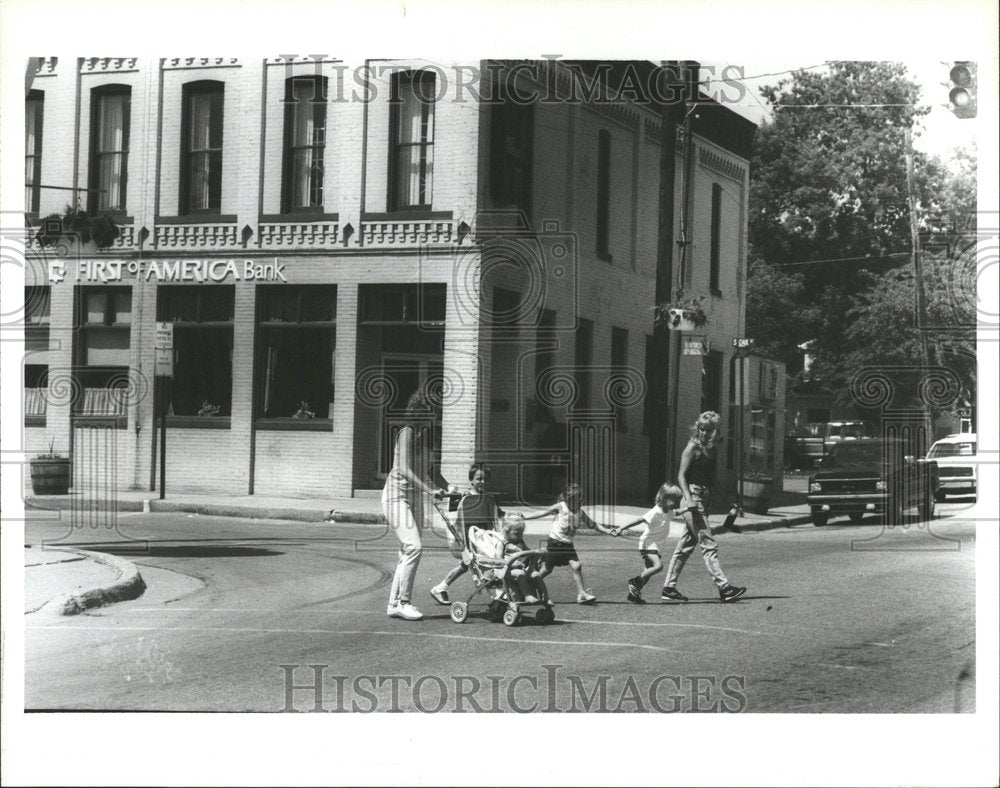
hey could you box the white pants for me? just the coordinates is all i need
[383,490,424,605]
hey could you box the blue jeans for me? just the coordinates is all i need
[665,484,729,589]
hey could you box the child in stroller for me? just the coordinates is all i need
[447,513,555,627]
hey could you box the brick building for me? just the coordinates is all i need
[22,57,761,506]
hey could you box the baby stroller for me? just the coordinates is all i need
[431,496,555,627]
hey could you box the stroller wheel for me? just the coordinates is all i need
[502,608,520,627]
[450,601,469,624]
[535,606,555,625]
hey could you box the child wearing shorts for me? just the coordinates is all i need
[525,483,615,604]
[612,484,685,604]
[430,463,503,605]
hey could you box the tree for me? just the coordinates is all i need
[747,61,976,402]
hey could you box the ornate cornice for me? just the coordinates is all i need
[698,145,746,184]
[80,58,138,73]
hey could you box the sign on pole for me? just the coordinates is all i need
[682,336,709,356]
[732,337,755,350]
[154,322,173,351]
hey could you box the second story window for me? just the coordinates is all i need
[710,182,722,292]
[389,71,435,210]
[596,129,611,259]
[89,85,131,213]
[25,90,43,215]
[489,74,534,212]
[282,76,327,213]
[181,81,224,215]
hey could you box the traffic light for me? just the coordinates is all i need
[947,61,977,119]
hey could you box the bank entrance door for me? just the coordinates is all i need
[376,354,444,482]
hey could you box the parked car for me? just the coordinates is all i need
[807,438,939,526]
[786,420,870,469]
[927,433,978,501]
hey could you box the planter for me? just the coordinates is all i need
[741,477,773,514]
[30,457,71,495]
[667,314,698,332]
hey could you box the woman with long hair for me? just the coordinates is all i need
[382,386,451,620]
[661,411,747,603]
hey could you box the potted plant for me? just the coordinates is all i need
[740,451,774,514]
[197,400,221,417]
[30,438,71,495]
[34,204,121,250]
[292,401,316,419]
[654,289,708,331]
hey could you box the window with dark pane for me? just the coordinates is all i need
[74,286,132,422]
[157,286,234,417]
[596,129,611,257]
[574,318,593,411]
[282,76,327,213]
[611,326,628,429]
[24,286,51,424]
[89,85,130,213]
[181,81,224,214]
[25,90,44,215]
[389,71,435,210]
[256,286,337,419]
[489,69,533,212]
[710,183,722,292]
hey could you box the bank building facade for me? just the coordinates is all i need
[22,57,771,507]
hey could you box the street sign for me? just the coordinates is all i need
[155,322,173,350]
[154,347,173,377]
[732,337,755,349]
[683,336,709,356]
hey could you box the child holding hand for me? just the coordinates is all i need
[611,484,687,604]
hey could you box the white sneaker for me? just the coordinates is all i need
[395,602,423,621]
[429,585,450,605]
[577,591,597,605]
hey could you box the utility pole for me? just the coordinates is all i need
[904,126,931,368]
[667,60,700,481]
[648,61,684,497]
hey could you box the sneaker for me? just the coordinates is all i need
[660,586,689,602]
[523,595,539,604]
[429,585,449,605]
[627,576,643,597]
[577,591,597,605]
[395,602,424,620]
[627,589,646,604]
[719,585,747,603]
[387,603,399,617]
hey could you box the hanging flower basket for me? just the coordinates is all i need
[654,290,708,331]
[34,205,121,250]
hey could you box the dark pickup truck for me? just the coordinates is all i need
[785,421,870,469]
[807,438,939,526]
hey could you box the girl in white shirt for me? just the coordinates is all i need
[524,483,616,604]
[612,484,686,604]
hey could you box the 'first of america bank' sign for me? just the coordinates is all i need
[48,258,287,284]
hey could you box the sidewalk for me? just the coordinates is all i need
[26,489,812,536]
[25,544,146,615]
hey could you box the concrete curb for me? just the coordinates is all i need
[38,547,147,616]
[25,496,144,513]
[26,496,812,532]
[148,500,332,523]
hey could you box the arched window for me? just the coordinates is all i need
[89,84,131,213]
[181,80,224,214]
[282,76,328,213]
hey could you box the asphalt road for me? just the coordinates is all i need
[24,504,977,713]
